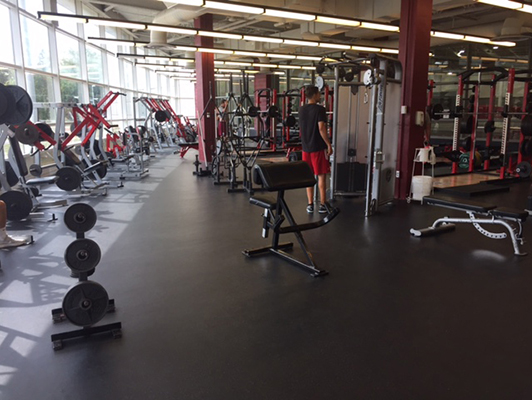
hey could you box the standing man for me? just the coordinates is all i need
[299,85,333,214]
[216,99,229,137]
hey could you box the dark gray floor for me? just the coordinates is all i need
[1,151,531,400]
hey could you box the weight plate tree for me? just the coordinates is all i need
[64,239,102,273]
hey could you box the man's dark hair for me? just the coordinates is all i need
[305,85,320,99]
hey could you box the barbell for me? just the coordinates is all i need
[247,105,280,119]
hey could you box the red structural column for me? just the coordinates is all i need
[194,14,216,164]
[395,0,433,199]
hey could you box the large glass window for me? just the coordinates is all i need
[83,6,101,39]
[21,16,51,72]
[86,46,104,83]
[0,67,16,85]
[137,66,147,92]
[107,54,120,87]
[57,0,79,35]
[89,84,105,104]
[25,73,54,122]
[0,5,14,64]
[19,0,42,16]
[123,61,133,89]
[150,71,157,93]
[60,79,84,103]
[57,33,82,78]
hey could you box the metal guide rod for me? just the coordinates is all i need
[329,65,340,201]
[500,68,514,178]
[452,75,463,174]
[365,70,378,217]
[469,74,481,172]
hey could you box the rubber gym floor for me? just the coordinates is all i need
[1,150,531,400]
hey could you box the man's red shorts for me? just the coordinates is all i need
[302,150,330,175]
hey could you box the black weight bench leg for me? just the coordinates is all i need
[243,242,293,257]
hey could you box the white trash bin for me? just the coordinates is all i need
[411,175,433,201]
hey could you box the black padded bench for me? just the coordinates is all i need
[410,195,528,256]
[243,161,340,277]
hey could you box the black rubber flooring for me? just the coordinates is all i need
[1,150,532,400]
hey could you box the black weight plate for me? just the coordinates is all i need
[0,190,32,221]
[14,123,39,145]
[90,159,107,179]
[431,103,443,120]
[526,103,532,114]
[248,106,259,118]
[155,110,168,122]
[64,203,97,233]
[268,105,280,118]
[5,161,19,187]
[35,122,54,140]
[522,139,532,158]
[0,84,15,124]
[62,281,109,327]
[344,72,355,82]
[285,115,297,128]
[29,163,42,177]
[460,116,474,134]
[462,136,472,150]
[3,86,33,125]
[516,161,532,178]
[64,238,101,273]
[55,166,81,191]
[316,64,325,75]
[521,114,532,137]
[484,120,496,134]
[338,67,346,79]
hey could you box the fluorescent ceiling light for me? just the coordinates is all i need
[319,43,351,50]
[474,0,523,8]
[88,37,137,46]
[117,54,145,58]
[280,65,302,69]
[431,31,464,40]
[380,48,399,54]
[283,39,319,47]
[198,48,234,54]
[198,30,243,39]
[225,61,253,66]
[204,1,264,14]
[87,19,146,30]
[39,12,87,23]
[244,70,260,74]
[296,55,322,61]
[243,35,283,44]
[315,16,360,27]
[147,25,197,35]
[263,9,316,21]
[158,0,204,5]
[360,22,399,32]
[351,45,381,52]
[273,71,285,75]
[214,61,225,65]
[301,66,316,70]
[234,50,266,57]
[490,41,516,47]
[521,4,532,13]
[216,69,242,73]
[464,35,491,43]
[267,53,296,59]
[172,45,197,51]
[253,63,278,68]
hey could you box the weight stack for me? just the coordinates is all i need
[336,162,367,192]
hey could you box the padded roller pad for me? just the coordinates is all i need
[249,195,277,209]
[253,161,316,191]
[26,176,59,185]
[423,196,496,213]
[491,207,529,221]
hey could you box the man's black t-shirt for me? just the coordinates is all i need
[299,103,327,153]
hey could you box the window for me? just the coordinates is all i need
[26,73,54,122]
[123,61,133,89]
[86,46,104,83]
[109,89,123,121]
[60,79,84,103]
[21,16,51,72]
[137,66,147,92]
[57,33,82,79]
[89,84,105,104]
[0,5,14,64]
[83,6,101,39]
[150,71,157,93]
[107,54,120,88]
[56,0,79,35]
[0,68,16,85]
[19,0,42,16]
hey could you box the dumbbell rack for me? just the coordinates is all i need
[50,203,121,350]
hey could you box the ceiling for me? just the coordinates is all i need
[76,0,532,68]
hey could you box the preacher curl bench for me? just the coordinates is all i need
[243,161,340,277]
[410,196,529,256]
